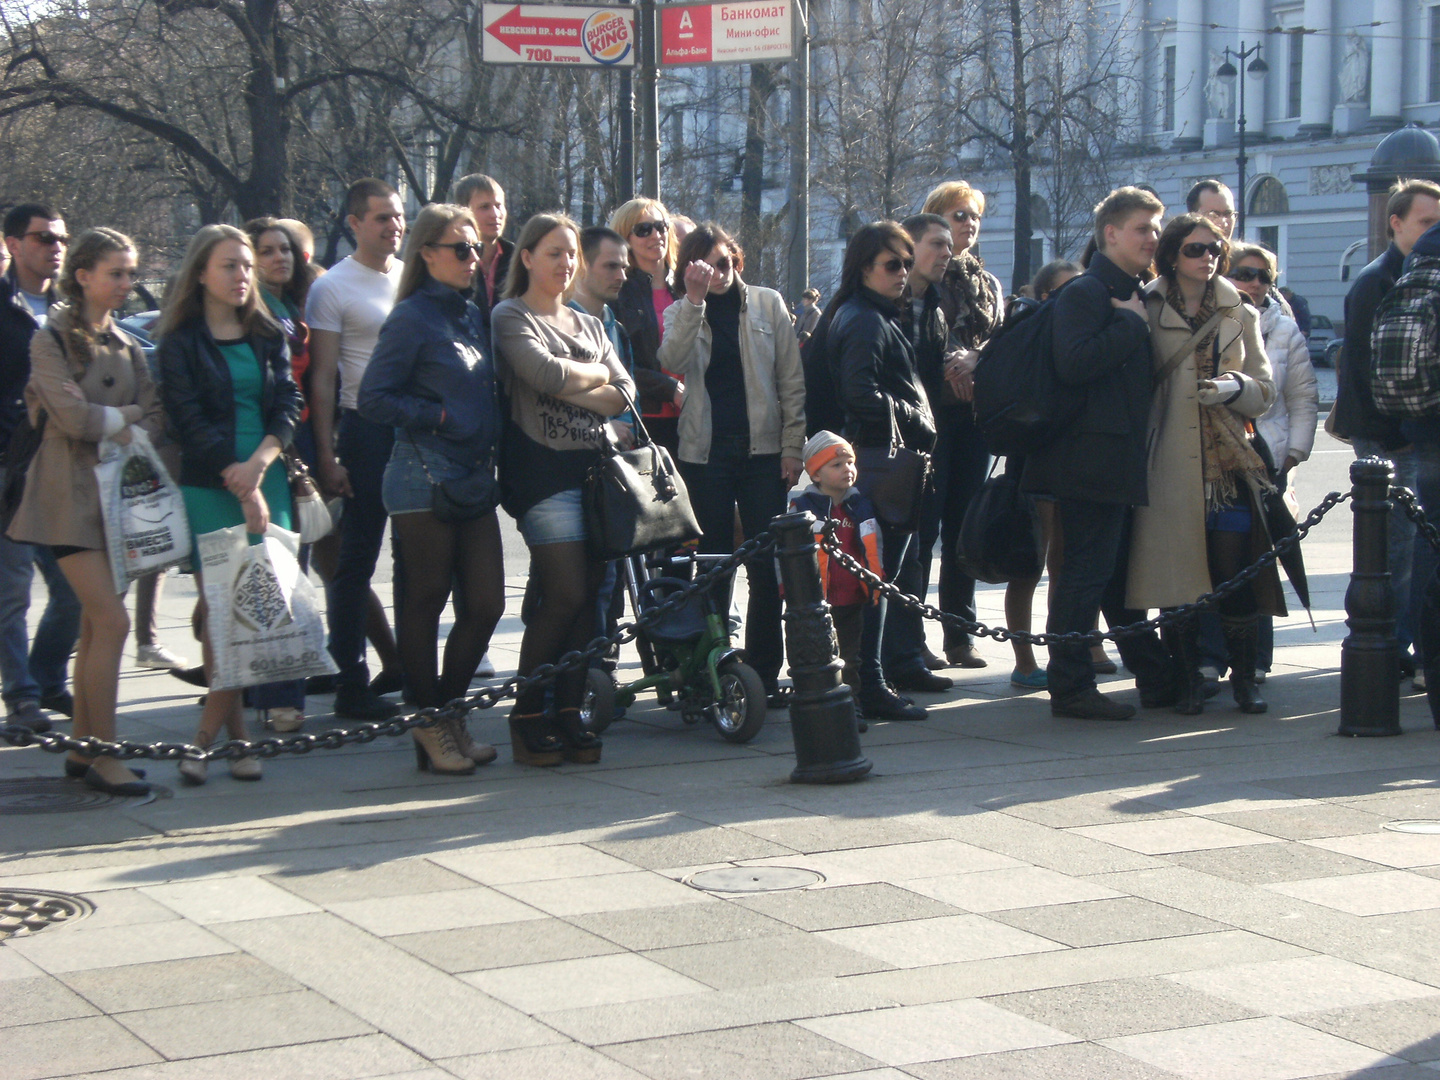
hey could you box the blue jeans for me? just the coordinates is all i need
[1354,439,1416,653]
[1047,500,1170,702]
[860,522,911,692]
[679,442,785,688]
[0,536,80,708]
[326,410,397,689]
[886,410,991,670]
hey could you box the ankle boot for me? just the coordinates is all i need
[1222,615,1267,714]
[508,709,564,766]
[413,718,475,775]
[554,707,602,764]
[1164,618,1206,716]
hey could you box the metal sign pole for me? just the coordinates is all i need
[785,0,809,304]
[640,0,661,199]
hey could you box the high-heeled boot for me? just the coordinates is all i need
[413,716,475,774]
[1222,615,1267,714]
[1164,617,1206,716]
[437,675,496,765]
[508,706,564,766]
[554,707,602,764]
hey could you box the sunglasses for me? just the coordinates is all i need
[632,220,668,238]
[708,256,733,273]
[1181,241,1225,260]
[426,241,481,261]
[950,209,982,224]
[1228,266,1275,285]
[878,256,914,274]
[23,231,68,247]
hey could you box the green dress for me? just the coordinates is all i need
[180,339,292,541]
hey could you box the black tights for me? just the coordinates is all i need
[515,540,607,714]
[1206,527,1258,619]
[392,510,504,708]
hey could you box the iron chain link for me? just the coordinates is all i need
[818,489,1353,648]
[0,534,776,762]
[1392,485,1440,555]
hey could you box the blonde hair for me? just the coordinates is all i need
[503,213,583,300]
[608,198,676,277]
[1229,242,1279,278]
[397,204,478,302]
[158,224,278,339]
[922,181,987,218]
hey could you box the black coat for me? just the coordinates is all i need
[0,270,52,446]
[829,286,935,452]
[902,281,951,412]
[1021,252,1154,505]
[157,319,301,488]
[1332,243,1406,448]
[612,267,681,413]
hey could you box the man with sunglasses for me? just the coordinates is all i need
[0,203,81,733]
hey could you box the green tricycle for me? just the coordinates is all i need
[582,552,768,743]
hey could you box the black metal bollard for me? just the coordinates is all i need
[1339,457,1402,737]
[770,512,872,783]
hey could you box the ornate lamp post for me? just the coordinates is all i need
[1216,42,1269,239]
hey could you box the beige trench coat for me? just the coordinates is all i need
[1125,275,1277,611]
[7,304,164,550]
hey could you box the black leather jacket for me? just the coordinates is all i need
[829,286,935,452]
[157,319,301,488]
[612,267,681,413]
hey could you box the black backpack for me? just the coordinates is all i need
[971,283,1081,456]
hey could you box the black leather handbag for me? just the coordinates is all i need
[407,433,497,525]
[855,405,930,533]
[583,390,701,560]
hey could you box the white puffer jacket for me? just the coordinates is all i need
[1254,299,1318,467]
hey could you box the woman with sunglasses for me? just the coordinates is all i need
[1226,243,1316,685]
[357,204,502,775]
[917,181,1003,670]
[609,198,685,454]
[656,222,805,704]
[825,222,935,723]
[1128,213,1278,715]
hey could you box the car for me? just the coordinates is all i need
[1324,337,1343,368]
[1307,314,1338,364]
[116,310,160,372]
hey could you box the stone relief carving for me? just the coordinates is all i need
[1310,164,1357,196]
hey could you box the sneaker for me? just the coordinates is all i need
[137,643,190,670]
[889,668,954,693]
[6,700,50,733]
[261,707,304,733]
[476,653,496,678]
[857,685,927,721]
[1050,688,1135,721]
[40,690,74,718]
[1010,667,1048,689]
[334,685,401,721]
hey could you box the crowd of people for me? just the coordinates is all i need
[0,168,1340,795]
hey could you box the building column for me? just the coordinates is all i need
[1173,0,1206,149]
[1298,0,1333,136]
[1370,0,1403,130]
[1237,2,1267,134]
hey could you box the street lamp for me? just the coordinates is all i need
[1216,42,1269,239]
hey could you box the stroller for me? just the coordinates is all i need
[584,550,767,743]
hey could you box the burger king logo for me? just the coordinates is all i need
[583,10,631,64]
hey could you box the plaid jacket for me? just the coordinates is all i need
[1371,254,1440,418]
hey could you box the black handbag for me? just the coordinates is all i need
[407,433,497,525]
[583,389,701,560]
[955,462,1044,584]
[854,405,930,533]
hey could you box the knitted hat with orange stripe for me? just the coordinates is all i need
[802,430,854,480]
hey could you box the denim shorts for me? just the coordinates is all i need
[519,487,587,546]
[382,439,469,516]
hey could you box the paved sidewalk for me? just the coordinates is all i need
[5,440,1440,1080]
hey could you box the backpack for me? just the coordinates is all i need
[971,283,1080,455]
[0,327,59,533]
[1370,255,1440,418]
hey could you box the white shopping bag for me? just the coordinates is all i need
[94,429,192,593]
[197,523,338,691]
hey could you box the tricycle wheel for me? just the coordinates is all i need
[581,667,617,734]
[712,660,767,743]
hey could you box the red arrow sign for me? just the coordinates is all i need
[485,5,585,55]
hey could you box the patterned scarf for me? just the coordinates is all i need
[944,251,999,350]
[1165,280,1271,514]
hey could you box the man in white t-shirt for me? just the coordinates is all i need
[305,178,406,720]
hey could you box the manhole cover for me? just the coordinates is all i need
[686,867,823,893]
[1383,820,1440,834]
[0,889,94,940]
[0,777,121,813]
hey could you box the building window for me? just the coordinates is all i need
[1258,225,1280,253]
[1250,176,1290,216]
[1431,7,1440,101]
[1164,45,1176,130]
[1287,32,1303,118]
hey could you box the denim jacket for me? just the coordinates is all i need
[357,278,498,468]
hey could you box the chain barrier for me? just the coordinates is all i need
[1392,485,1440,556]
[0,533,776,762]
[819,490,1354,648]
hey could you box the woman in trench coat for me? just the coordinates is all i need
[1126,213,1278,715]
